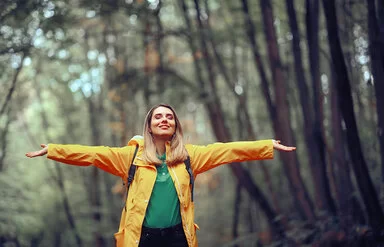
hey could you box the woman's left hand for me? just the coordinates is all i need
[272,140,296,152]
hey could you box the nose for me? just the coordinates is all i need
[161,117,168,123]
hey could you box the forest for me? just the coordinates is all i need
[1,0,384,246]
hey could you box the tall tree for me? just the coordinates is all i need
[330,67,365,226]
[153,1,166,94]
[253,0,316,222]
[322,0,384,231]
[286,0,336,215]
[0,108,11,171]
[240,0,314,222]
[0,52,26,171]
[366,0,384,185]
[0,52,27,117]
[83,30,106,247]
[305,0,336,215]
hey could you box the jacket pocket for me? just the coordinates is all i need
[114,228,125,247]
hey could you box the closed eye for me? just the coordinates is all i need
[154,113,174,120]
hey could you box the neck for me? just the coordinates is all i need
[154,138,166,155]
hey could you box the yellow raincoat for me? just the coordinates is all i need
[47,138,273,247]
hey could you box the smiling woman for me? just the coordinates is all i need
[25,103,296,247]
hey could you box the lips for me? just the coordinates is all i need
[158,125,169,129]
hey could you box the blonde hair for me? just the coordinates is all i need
[142,104,188,165]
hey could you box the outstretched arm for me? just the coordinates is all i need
[25,143,135,178]
[187,139,296,175]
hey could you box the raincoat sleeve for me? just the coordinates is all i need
[47,144,134,178]
[188,140,274,175]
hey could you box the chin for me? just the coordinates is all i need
[155,134,173,140]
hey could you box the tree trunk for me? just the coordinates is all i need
[305,0,337,215]
[256,0,316,222]
[0,107,11,171]
[0,237,21,247]
[87,98,106,247]
[84,31,106,247]
[154,1,166,93]
[54,231,62,247]
[246,195,255,233]
[240,0,275,121]
[191,0,231,142]
[366,0,384,187]
[101,17,132,227]
[232,183,242,247]
[0,52,26,171]
[241,0,313,222]
[330,67,365,226]
[322,0,384,231]
[0,52,26,117]
[143,20,152,106]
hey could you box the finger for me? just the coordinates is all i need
[40,144,47,148]
[285,147,296,151]
[277,145,296,151]
[283,146,294,149]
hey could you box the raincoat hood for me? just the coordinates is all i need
[127,135,144,147]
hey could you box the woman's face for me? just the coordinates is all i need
[149,106,176,140]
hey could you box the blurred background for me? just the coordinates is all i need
[1,0,383,246]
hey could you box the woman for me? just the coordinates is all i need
[26,103,296,247]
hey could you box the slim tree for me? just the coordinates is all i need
[241,0,315,222]
[84,30,106,247]
[305,0,336,214]
[330,67,365,226]
[0,52,26,171]
[366,0,384,185]
[254,0,316,222]
[0,52,27,117]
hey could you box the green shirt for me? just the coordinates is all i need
[143,153,182,228]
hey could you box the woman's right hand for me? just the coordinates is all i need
[25,144,48,158]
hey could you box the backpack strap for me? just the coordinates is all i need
[184,156,195,202]
[124,144,139,211]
